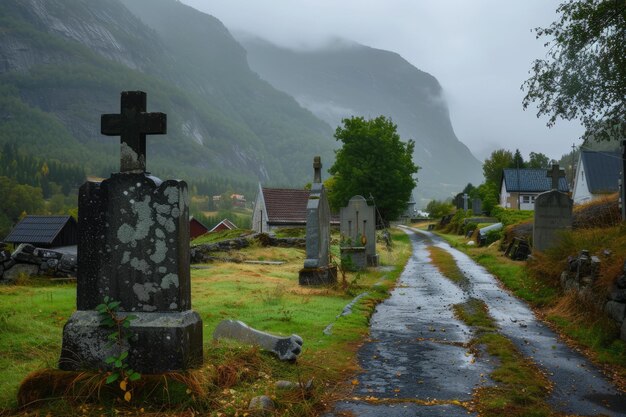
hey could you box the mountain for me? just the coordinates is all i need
[0,0,334,188]
[237,36,484,203]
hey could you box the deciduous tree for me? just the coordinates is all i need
[328,116,419,221]
[522,0,626,142]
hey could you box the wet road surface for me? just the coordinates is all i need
[324,228,626,416]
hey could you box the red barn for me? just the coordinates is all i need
[209,218,238,233]
[189,217,210,240]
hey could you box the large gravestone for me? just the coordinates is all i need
[299,157,337,285]
[59,91,203,373]
[340,195,378,268]
[533,165,573,252]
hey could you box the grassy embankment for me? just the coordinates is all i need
[427,218,626,389]
[0,229,412,416]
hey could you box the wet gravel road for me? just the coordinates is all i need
[324,228,626,417]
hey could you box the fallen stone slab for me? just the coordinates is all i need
[213,319,303,361]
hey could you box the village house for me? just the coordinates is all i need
[251,185,311,233]
[4,215,78,250]
[189,216,210,240]
[571,150,621,204]
[209,218,238,233]
[499,168,569,210]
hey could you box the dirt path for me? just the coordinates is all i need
[324,228,626,417]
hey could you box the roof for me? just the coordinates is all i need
[581,150,621,194]
[190,216,209,230]
[4,215,76,245]
[502,168,569,193]
[209,218,238,232]
[262,187,311,224]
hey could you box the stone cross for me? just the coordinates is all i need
[101,91,167,173]
[313,156,322,184]
[462,193,469,210]
[547,164,565,190]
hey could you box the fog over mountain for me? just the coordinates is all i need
[237,34,484,203]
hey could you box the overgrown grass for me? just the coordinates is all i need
[191,228,254,245]
[438,228,626,387]
[0,229,412,416]
[427,246,468,287]
[454,298,556,417]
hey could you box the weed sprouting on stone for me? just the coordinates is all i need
[96,296,140,401]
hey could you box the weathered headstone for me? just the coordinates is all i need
[299,157,337,285]
[340,195,378,268]
[533,164,573,252]
[462,193,469,211]
[59,91,203,373]
[213,319,303,361]
[472,198,482,215]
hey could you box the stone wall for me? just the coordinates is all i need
[560,252,626,342]
[190,233,305,263]
[0,243,76,283]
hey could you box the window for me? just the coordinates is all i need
[521,195,535,204]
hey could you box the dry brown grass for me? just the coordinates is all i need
[573,193,621,229]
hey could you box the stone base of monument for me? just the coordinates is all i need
[298,265,337,286]
[340,247,367,271]
[59,310,203,374]
[367,254,379,267]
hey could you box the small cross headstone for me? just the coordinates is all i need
[547,164,566,190]
[533,166,573,252]
[462,193,469,211]
[299,157,336,285]
[101,91,166,173]
[60,91,203,374]
[313,156,322,184]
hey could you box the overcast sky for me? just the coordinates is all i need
[181,0,584,162]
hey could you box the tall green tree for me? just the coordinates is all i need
[328,116,419,222]
[511,149,526,169]
[522,0,625,142]
[482,149,513,187]
[528,152,553,169]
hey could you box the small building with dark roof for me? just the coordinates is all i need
[252,184,339,233]
[499,168,569,210]
[251,184,311,233]
[189,216,210,240]
[572,150,621,204]
[4,215,78,248]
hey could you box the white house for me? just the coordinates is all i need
[572,150,621,204]
[499,168,569,210]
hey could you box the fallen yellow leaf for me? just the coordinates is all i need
[351,379,360,386]
[124,391,131,402]
[119,380,127,391]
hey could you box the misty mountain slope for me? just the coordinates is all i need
[0,0,334,186]
[239,36,484,201]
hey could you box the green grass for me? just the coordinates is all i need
[437,230,626,386]
[427,245,468,287]
[191,228,254,245]
[0,229,412,416]
[453,298,560,417]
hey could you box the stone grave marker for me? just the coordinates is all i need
[472,198,482,215]
[299,157,337,285]
[533,164,573,252]
[340,195,378,268]
[59,91,203,373]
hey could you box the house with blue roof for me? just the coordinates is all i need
[499,168,569,210]
[572,150,621,204]
[4,215,78,249]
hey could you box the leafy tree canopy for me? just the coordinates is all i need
[511,149,526,169]
[483,149,513,187]
[522,0,626,142]
[528,151,555,169]
[328,116,419,221]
